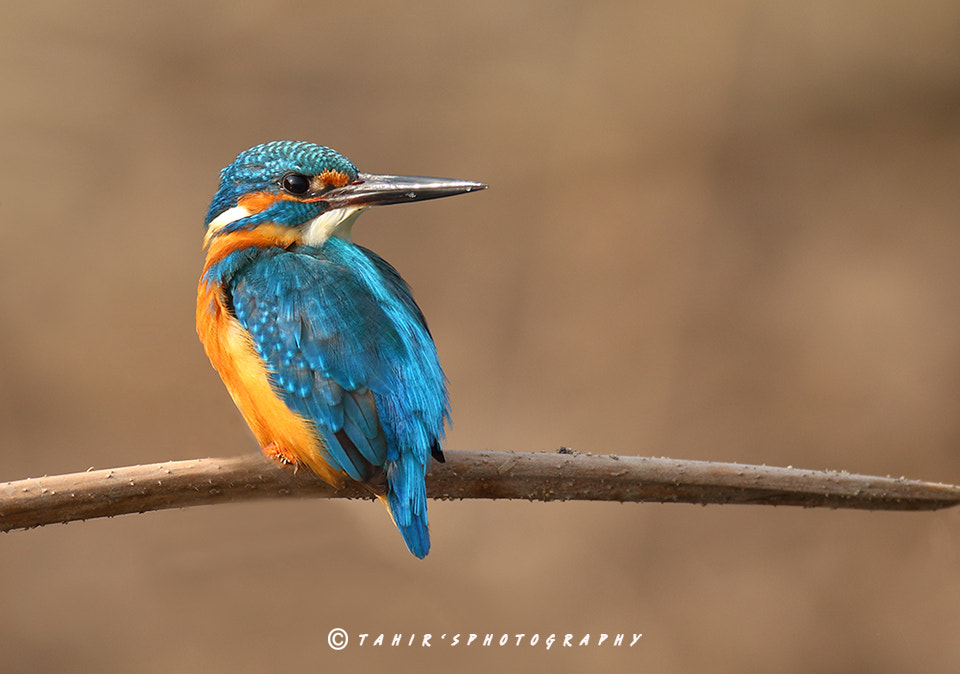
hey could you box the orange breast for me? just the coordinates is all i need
[196,250,344,487]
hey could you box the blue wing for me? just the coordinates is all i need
[228,239,448,557]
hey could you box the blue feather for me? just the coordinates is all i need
[226,238,447,555]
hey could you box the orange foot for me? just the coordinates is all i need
[263,442,300,472]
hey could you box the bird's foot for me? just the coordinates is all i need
[263,442,300,472]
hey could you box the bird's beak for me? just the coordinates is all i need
[318,173,487,209]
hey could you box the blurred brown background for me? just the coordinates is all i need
[2,2,960,672]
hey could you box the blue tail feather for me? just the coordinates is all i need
[393,510,431,559]
[386,456,431,558]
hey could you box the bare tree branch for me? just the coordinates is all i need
[1,449,958,532]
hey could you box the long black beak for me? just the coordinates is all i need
[320,173,487,209]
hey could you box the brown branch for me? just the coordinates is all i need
[1,450,958,532]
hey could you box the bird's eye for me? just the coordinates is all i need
[281,173,311,195]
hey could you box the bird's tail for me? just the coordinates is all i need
[382,456,431,559]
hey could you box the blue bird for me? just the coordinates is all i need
[197,141,485,557]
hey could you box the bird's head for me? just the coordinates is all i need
[204,141,485,246]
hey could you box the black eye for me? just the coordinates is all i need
[281,173,311,195]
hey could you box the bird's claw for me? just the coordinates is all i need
[263,442,300,473]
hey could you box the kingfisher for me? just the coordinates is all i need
[197,141,485,558]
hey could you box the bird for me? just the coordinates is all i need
[196,141,485,558]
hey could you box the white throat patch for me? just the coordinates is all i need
[302,206,367,246]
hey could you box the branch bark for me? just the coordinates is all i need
[1,449,958,532]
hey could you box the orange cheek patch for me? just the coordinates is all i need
[202,224,300,262]
[238,191,286,213]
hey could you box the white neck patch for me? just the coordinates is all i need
[302,206,367,246]
[204,205,252,246]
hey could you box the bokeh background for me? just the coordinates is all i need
[2,2,960,671]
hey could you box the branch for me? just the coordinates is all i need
[1,450,958,532]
